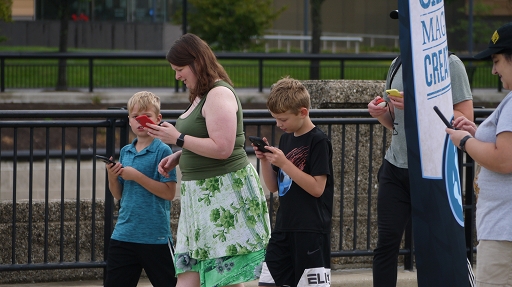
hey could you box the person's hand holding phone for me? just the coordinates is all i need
[249,136,272,154]
[99,155,122,179]
[386,89,404,110]
[452,116,477,136]
[136,115,159,129]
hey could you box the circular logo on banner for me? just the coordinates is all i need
[444,136,464,227]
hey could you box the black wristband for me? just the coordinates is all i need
[176,133,185,147]
[459,135,472,152]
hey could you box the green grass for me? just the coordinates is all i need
[0,46,498,89]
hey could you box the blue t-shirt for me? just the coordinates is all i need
[111,138,176,244]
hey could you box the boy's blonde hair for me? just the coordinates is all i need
[127,91,161,114]
[266,76,311,114]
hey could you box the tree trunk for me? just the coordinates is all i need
[309,0,325,80]
[56,0,69,91]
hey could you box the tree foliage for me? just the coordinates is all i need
[449,0,505,47]
[0,0,12,22]
[0,0,12,43]
[176,0,286,51]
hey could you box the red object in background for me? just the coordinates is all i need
[71,13,89,22]
[79,13,89,21]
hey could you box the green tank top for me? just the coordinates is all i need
[175,81,249,181]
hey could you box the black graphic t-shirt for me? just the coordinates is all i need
[272,126,334,233]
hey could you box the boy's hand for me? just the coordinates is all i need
[252,137,271,160]
[106,162,122,178]
[119,166,139,181]
[260,146,287,168]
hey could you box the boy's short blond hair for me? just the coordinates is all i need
[127,91,161,114]
[266,76,311,114]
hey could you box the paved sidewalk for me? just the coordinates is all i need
[0,268,418,287]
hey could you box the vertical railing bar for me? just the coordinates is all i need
[91,127,97,261]
[352,124,360,249]
[104,118,117,280]
[59,127,65,262]
[28,127,34,263]
[339,124,346,250]
[366,124,374,249]
[75,128,81,261]
[44,127,50,263]
[11,128,18,264]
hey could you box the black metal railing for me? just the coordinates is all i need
[0,108,489,280]
[0,52,500,93]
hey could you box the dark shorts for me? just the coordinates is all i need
[105,239,177,287]
[258,231,331,287]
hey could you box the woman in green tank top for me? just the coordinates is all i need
[147,33,270,287]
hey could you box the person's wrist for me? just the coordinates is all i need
[176,133,185,147]
[459,135,473,152]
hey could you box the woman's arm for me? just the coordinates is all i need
[183,86,239,159]
[447,129,512,174]
[464,131,512,174]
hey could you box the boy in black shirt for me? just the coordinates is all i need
[254,77,334,287]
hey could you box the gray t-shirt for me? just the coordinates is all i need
[383,54,473,168]
[474,91,512,241]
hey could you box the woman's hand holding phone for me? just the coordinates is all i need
[135,115,162,129]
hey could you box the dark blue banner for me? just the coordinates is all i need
[397,0,471,286]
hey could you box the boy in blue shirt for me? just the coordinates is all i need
[104,91,177,287]
[255,77,334,287]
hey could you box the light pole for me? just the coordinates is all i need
[303,0,308,53]
[182,0,187,35]
[467,0,474,56]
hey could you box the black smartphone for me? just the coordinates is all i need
[433,106,455,129]
[95,155,115,165]
[249,136,272,153]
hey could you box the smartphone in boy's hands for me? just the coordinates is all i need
[95,155,115,165]
[135,115,157,128]
[249,136,272,153]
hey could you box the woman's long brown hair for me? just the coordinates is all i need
[166,34,233,103]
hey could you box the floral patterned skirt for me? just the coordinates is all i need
[175,249,265,287]
[175,163,270,275]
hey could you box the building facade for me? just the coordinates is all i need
[8,0,512,51]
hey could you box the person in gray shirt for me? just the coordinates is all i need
[446,22,512,287]
[367,11,474,287]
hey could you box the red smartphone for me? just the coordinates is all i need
[135,115,156,128]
